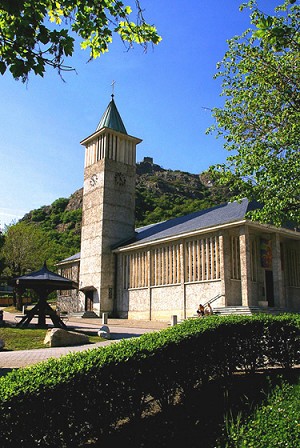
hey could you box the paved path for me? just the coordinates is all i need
[0,310,168,374]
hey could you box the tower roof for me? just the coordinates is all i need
[96,95,127,134]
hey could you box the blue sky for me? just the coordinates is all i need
[0,0,279,229]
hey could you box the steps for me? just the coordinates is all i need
[70,311,100,318]
[207,306,285,316]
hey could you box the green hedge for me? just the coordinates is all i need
[0,314,299,447]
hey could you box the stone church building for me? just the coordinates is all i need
[56,96,300,320]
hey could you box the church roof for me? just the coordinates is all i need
[129,199,260,246]
[96,95,127,134]
[56,252,81,264]
[57,199,298,264]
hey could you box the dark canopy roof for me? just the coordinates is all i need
[9,263,78,292]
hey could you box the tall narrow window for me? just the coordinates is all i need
[150,244,180,286]
[123,251,148,289]
[185,235,220,282]
[231,236,241,280]
[286,247,300,287]
[250,239,257,282]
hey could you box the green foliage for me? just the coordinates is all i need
[0,314,298,447]
[135,170,233,227]
[1,221,56,277]
[62,209,82,228]
[221,379,300,447]
[51,197,69,214]
[0,0,161,82]
[208,1,300,227]
[0,229,5,274]
[31,207,46,222]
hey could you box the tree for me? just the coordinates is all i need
[0,0,161,81]
[0,229,5,276]
[1,222,56,310]
[208,0,300,227]
[1,222,52,278]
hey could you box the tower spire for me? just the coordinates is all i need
[96,92,127,134]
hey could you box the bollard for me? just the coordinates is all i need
[171,315,177,326]
[102,312,108,324]
[0,310,3,322]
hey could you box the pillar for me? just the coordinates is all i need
[272,233,285,308]
[239,226,252,306]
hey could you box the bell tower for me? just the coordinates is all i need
[79,95,142,315]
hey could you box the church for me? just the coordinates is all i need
[56,96,300,320]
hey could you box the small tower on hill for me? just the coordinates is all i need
[79,95,142,315]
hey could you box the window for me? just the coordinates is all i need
[231,236,241,280]
[123,251,148,289]
[60,266,72,295]
[250,239,257,282]
[286,247,300,287]
[151,244,180,286]
[185,236,220,283]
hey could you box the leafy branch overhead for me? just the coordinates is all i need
[208,0,300,227]
[0,0,161,81]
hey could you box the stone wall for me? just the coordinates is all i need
[56,261,81,313]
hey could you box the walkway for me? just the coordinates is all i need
[0,310,168,374]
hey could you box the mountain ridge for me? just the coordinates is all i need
[20,159,234,262]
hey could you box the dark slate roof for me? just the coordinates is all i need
[56,199,298,263]
[9,263,78,290]
[96,96,127,134]
[124,199,260,247]
[58,252,81,263]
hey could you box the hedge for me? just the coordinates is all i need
[0,314,299,447]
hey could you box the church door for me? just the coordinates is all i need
[85,291,94,312]
[265,270,274,307]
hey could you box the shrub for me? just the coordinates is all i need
[0,314,299,447]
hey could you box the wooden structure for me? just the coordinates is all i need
[9,262,78,328]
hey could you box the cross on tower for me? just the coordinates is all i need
[111,80,116,97]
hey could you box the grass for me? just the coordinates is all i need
[2,306,23,313]
[220,376,300,447]
[0,324,103,351]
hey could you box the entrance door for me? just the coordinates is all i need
[85,291,94,311]
[265,270,274,307]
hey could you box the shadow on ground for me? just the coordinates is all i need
[82,368,300,448]
[0,368,15,378]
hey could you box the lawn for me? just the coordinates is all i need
[0,325,103,351]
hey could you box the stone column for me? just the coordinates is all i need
[272,233,285,308]
[179,241,186,319]
[147,250,152,320]
[239,226,252,306]
[218,231,226,306]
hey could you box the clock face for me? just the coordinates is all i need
[89,174,98,187]
[115,172,126,186]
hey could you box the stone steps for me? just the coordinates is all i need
[70,311,100,319]
[201,306,285,316]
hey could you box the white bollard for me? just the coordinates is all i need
[171,315,177,326]
[102,312,108,324]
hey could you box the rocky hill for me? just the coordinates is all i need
[20,158,234,261]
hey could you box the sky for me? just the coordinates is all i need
[0,0,279,230]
